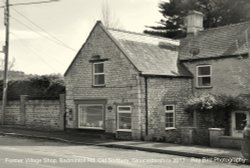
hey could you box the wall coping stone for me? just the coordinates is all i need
[208,128,225,131]
[219,136,243,140]
[180,127,196,129]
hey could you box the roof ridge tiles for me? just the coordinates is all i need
[107,27,179,43]
[200,21,250,33]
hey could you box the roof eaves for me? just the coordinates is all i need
[180,53,249,62]
[141,73,193,78]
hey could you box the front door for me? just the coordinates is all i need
[78,104,104,129]
[231,111,249,137]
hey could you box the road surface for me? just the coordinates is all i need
[0,135,247,168]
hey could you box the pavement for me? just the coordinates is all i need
[0,126,248,165]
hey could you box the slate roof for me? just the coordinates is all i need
[64,21,192,77]
[179,21,250,61]
[107,28,192,77]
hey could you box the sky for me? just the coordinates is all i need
[0,0,164,75]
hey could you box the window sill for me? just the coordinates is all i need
[117,129,132,132]
[92,85,106,88]
[165,127,176,131]
[195,86,213,89]
[78,127,104,130]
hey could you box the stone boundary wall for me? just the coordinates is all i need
[209,128,242,149]
[0,94,65,131]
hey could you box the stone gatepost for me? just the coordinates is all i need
[209,128,225,147]
[20,95,28,125]
[59,94,65,130]
[180,127,196,145]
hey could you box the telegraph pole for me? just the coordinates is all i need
[1,0,9,125]
[1,0,59,125]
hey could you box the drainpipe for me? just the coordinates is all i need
[136,74,143,140]
[145,76,149,136]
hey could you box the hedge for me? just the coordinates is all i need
[0,75,65,100]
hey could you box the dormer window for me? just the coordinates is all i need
[93,62,105,86]
[196,65,211,87]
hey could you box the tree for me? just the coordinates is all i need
[100,0,121,28]
[0,57,16,71]
[144,0,250,39]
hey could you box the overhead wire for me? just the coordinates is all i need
[9,14,76,53]
[10,16,62,45]
[10,15,76,54]
[0,3,75,75]
[0,0,60,8]
[9,14,70,64]
[10,31,60,73]
[11,7,77,52]
[9,16,73,67]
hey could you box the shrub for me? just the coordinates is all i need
[185,93,246,113]
[0,74,65,100]
[184,93,247,130]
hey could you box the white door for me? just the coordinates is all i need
[231,111,249,137]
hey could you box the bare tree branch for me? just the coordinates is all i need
[0,57,16,71]
[100,0,121,28]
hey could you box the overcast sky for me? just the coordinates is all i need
[0,0,163,75]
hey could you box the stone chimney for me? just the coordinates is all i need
[186,10,204,34]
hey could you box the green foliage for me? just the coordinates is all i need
[145,0,250,38]
[0,74,65,100]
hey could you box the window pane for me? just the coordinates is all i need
[166,105,174,111]
[119,113,131,129]
[198,66,210,75]
[166,123,174,128]
[166,113,173,118]
[235,113,247,130]
[79,106,103,128]
[118,107,131,112]
[94,74,105,85]
[198,77,211,86]
[165,112,174,128]
[94,63,104,73]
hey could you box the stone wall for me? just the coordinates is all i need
[64,23,197,141]
[209,128,242,149]
[0,94,65,131]
[146,77,193,142]
[64,23,145,140]
[182,56,250,144]
[183,56,250,96]
[5,101,21,125]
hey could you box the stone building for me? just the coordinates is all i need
[64,21,193,141]
[64,11,250,144]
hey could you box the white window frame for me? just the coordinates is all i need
[196,65,212,88]
[93,62,105,86]
[78,104,104,130]
[117,106,132,132]
[165,105,176,130]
